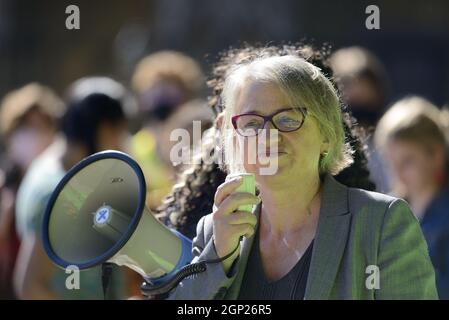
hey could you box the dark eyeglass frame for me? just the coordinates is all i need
[231,107,308,137]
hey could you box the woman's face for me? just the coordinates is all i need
[387,139,444,192]
[232,80,327,186]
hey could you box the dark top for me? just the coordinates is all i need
[238,224,314,300]
[420,185,449,299]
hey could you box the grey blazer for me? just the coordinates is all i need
[168,173,438,299]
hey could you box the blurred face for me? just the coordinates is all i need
[341,76,379,110]
[7,110,55,170]
[140,77,187,121]
[96,120,129,152]
[232,80,328,186]
[386,139,444,192]
[339,76,383,126]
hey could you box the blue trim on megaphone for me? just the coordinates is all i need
[144,229,193,286]
[42,150,147,270]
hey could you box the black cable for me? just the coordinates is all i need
[141,241,241,298]
[101,262,114,300]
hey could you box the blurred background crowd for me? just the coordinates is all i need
[1,0,449,299]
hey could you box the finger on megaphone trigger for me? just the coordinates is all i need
[214,176,243,206]
[219,192,260,215]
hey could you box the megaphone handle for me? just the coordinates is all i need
[101,262,114,300]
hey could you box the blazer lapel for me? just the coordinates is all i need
[225,174,351,300]
[304,174,351,300]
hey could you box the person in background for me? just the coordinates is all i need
[13,77,131,299]
[375,96,449,299]
[330,46,392,193]
[130,50,205,209]
[0,83,65,172]
[160,99,214,173]
[0,83,65,299]
[65,76,140,137]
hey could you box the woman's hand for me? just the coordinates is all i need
[212,176,260,274]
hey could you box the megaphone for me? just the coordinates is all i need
[42,151,193,289]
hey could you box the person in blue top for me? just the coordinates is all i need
[376,96,449,299]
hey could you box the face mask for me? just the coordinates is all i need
[140,83,186,122]
[8,128,52,170]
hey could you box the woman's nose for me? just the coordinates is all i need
[260,121,281,144]
[263,120,276,131]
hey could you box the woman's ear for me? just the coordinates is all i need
[320,138,330,155]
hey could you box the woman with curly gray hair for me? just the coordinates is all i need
[163,45,437,300]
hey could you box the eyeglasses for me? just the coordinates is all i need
[231,107,308,137]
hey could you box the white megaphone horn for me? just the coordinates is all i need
[42,151,194,295]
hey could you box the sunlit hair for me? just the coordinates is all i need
[375,96,449,153]
[220,55,354,175]
[131,50,204,97]
[0,83,64,137]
